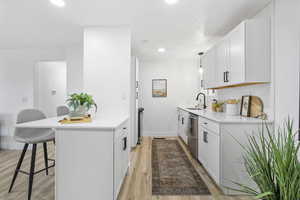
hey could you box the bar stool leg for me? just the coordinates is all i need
[8,143,29,193]
[28,144,37,200]
[43,142,49,175]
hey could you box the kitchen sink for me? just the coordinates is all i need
[187,107,202,110]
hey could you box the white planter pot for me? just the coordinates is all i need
[69,106,87,118]
[226,104,239,116]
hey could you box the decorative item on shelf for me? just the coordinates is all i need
[212,99,224,112]
[249,96,264,118]
[66,93,97,119]
[240,96,252,117]
[226,99,240,116]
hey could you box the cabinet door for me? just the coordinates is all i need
[202,49,216,89]
[177,110,181,137]
[198,125,206,164]
[121,127,129,178]
[216,40,230,86]
[114,129,123,198]
[199,127,220,184]
[228,22,245,84]
[182,111,190,144]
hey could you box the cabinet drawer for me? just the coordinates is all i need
[199,117,220,135]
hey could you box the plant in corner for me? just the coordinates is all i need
[66,93,97,118]
[232,119,300,200]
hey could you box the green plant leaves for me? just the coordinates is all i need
[232,119,300,200]
[66,93,97,112]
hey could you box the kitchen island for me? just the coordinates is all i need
[16,114,130,200]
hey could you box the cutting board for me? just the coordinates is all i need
[249,96,264,118]
[59,116,92,124]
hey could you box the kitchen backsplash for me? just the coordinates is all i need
[206,84,273,118]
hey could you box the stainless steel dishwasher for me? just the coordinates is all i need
[188,114,198,159]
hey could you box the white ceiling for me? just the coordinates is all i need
[0,0,271,60]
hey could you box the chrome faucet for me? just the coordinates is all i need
[196,92,207,109]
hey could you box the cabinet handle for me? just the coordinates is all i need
[123,137,127,151]
[182,117,184,125]
[225,71,229,82]
[123,127,127,130]
[204,122,208,125]
[203,131,208,143]
[223,72,226,82]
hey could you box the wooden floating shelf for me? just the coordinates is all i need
[208,82,270,90]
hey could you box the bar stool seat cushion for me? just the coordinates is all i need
[14,128,55,144]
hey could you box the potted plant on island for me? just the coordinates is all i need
[66,93,97,119]
[232,119,300,200]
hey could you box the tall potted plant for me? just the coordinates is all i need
[66,93,97,118]
[233,120,300,200]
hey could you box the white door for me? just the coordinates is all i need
[228,22,245,84]
[35,61,67,117]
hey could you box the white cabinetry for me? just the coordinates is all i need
[228,22,246,84]
[198,118,220,184]
[202,49,216,89]
[114,124,129,199]
[177,109,189,144]
[216,39,230,86]
[55,119,130,200]
[197,116,271,195]
[204,19,271,89]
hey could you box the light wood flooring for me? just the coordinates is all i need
[0,137,251,200]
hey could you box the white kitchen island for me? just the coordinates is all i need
[16,114,130,200]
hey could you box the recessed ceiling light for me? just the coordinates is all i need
[50,0,66,7]
[158,48,166,53]
[165,0,178,5]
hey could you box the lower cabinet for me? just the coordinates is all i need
[177,109,189,144]
[198,125,220,184]
[114,122,129,200]
[197,116,272,195]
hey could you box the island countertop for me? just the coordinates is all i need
[15,114,129,130]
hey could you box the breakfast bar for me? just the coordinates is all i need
[16,114,130,200]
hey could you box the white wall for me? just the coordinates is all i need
[139,58,200,137]
[83,26,131,116]
[66,45,84,94]
[0,48,65,149]
[36,61,67,117]
[274,0,300,128]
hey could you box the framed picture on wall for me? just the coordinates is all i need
[152,79,167,97]
[240,95,252,117]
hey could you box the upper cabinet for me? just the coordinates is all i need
[203,19,271,89]
[202,48,216,89]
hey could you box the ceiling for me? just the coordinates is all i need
[0,0,271,60]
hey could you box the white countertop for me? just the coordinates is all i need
[178,106,273,124]
[15,114,129,130]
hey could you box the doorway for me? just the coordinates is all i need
[34,61,67,117]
